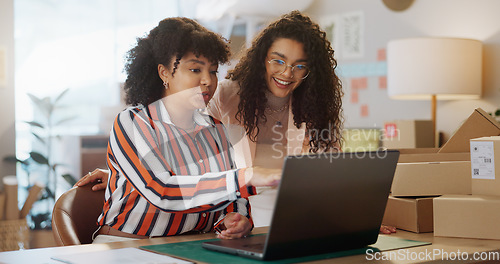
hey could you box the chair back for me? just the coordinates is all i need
[51,184,105,245]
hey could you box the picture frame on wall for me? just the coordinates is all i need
[340,11,364,59]
[320,11,365,59]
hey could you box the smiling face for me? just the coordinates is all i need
[264,38,308,98]
[159,52,219,110]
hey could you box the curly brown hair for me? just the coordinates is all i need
[228,11,344,152]
[124,17,231,106]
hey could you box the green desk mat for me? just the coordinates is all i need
[140,234,431,264]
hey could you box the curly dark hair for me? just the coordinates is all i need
[123,17,231,106]
[228,11,344,152]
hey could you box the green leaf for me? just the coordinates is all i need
[3,156,17,163]
[495,109,500,116]
[54,88,70,104]
[62,173,77,186]
[44,187,55,200]
[30,151,49,165]
[52,162,67,168]
[32,132,46,145]
[3,155,28,165]
[42,97,54,115]
[54,115,77,126]
[27,93,51,117]
[26,92,43,106]
[24,121,45,129]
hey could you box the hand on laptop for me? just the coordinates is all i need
[216,212,252,239]
[74,168,109,191]
[245,167,281,187]
[380,225,397,234]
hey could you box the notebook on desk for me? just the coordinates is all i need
[202,150,400,261]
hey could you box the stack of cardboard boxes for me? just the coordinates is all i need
[382,108,500,234]
[434,135,500,239]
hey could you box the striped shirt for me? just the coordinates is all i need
[97,100,256,237]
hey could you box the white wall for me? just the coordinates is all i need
[306,0,500,141]
[0,0,16,182]
[2,0,500,171]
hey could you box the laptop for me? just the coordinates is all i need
[202,150,400,260]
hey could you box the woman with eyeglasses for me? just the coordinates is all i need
[206,10,344,228]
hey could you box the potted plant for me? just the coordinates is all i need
[4,88,77,229]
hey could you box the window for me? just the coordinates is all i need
[14,0,180,228]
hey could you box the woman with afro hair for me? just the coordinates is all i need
[91,17,280,243]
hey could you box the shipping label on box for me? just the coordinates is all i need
[471,141,495,179]
[471,136,500,196]
[434,195,500,240]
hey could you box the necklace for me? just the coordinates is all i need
[265,103,289,114]
[265,104,289,127]
[264,90,290,127]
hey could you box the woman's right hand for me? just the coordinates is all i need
[74,168,109,191]
[245,167,281,187]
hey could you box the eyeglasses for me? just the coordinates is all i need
[267,59,310,80]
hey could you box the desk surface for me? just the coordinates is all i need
[1,227,500,264]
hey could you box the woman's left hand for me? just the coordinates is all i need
[216,212,252,239]
[380,225,397,234]
[74,168,109,191]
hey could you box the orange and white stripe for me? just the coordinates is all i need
[98,100,255,236]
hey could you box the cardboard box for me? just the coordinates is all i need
[470,136,500,196]
[393,108,500,163]
[382,196,435,233]
[434,195,500,239]
[383,120,434,149]
[391,161,471,196]
[439,108,500,153]
[388,108,499,197]
[397,148,470,163]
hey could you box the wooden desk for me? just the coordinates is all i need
[1,227,500,264]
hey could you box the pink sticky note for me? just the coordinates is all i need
[351,78,359,90]
[361,104,369,117]
[377,48,386,61]
[351,90,359,103]
[379,76,387,89]
[359,77,368,89]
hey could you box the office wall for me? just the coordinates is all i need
[0,0,16,182]
[306,0,500,141]
[1,0,500,170]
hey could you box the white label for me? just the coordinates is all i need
[470,141,495,179]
